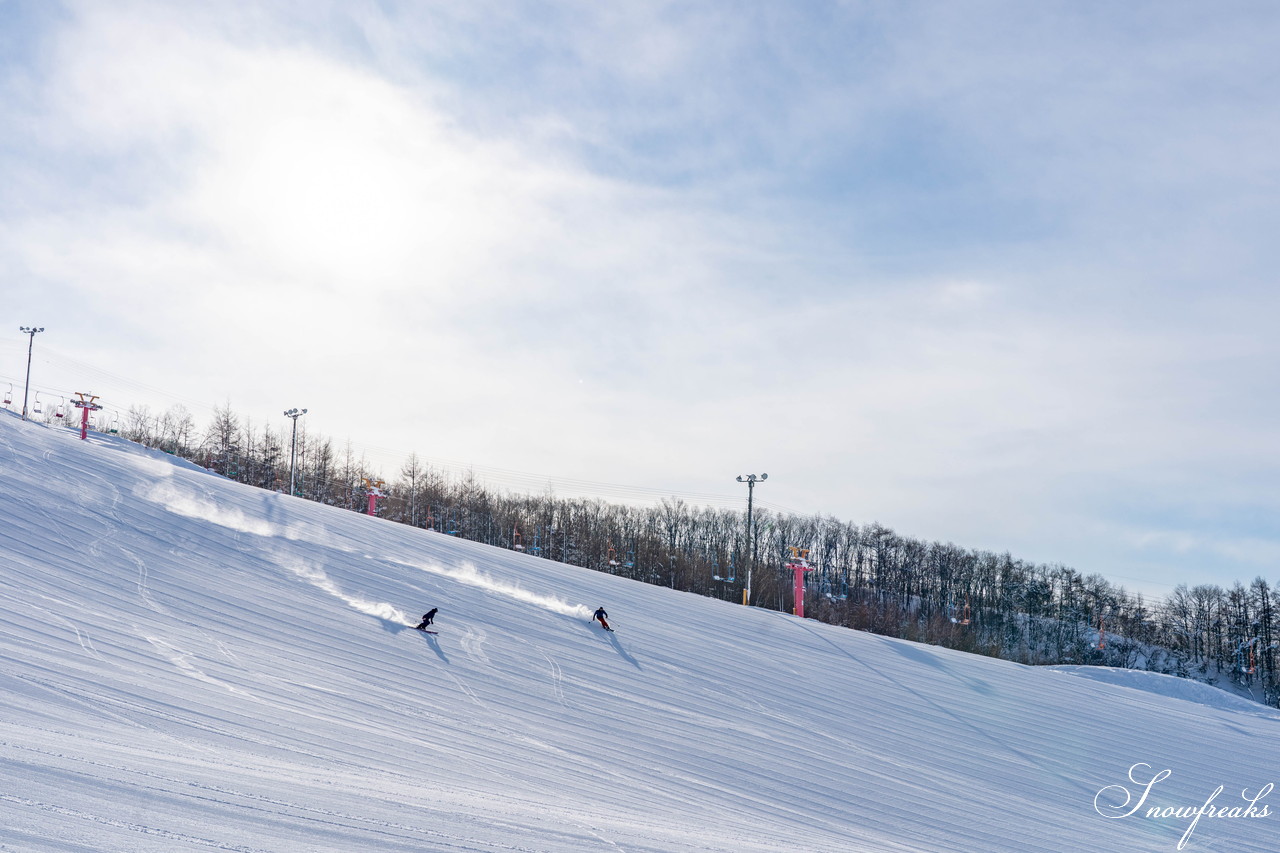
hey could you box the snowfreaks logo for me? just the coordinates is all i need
[1094,763,1272,850]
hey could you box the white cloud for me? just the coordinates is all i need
[4,1,1280,595]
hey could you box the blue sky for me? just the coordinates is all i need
[3,0,1279,601]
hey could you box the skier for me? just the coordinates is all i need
[592,607,612,632]
[415,608,438,631]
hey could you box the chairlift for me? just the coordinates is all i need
[713,553,736,583]
[446,509,460,536]
[606,543,619,568]
[823,573,849,601]
[2,384,11,406]
[32,392,43,415]
[529,532,542,556]
[107,412,119,433]
[1237,638,1258,675]
[1096,615,1106,650]
[512,523,525,550]
[623,548,635,569]
[949,597,971,626]
[54,396,66,419]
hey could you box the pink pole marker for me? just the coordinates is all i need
[72,393,102,440]
[363,478,386,517]
[785,547,814,618]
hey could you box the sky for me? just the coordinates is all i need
[2,0,1279,602]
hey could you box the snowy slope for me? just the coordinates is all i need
[1,412,1277,852]
[1046,666,1275,717]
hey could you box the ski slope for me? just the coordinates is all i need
[1,412,1277,852]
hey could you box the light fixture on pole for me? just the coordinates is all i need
[18,326,44,421]
[735,472,767,606]
[284,408,308,495]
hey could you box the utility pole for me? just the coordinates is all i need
[735,472,767,606]
[19,326,44,421]
[284,408,307,495]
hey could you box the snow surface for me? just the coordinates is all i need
[1,412,1278,852]
[1047,666,1279,718]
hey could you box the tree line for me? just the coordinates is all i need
[113,401,1280,707]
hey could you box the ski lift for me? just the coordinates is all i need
[529,532,542,556]
[32,392,43,415]
[2,384,11,406]
[606,543,619,568]
[54,396,66,419]
[949,597,971,626]
[1096,615,1106,650]
[1237,638,1258,675]
[107,412,118,434]
[623,548,635,569]
[512,523,524,550]
[446,508,460,536]
[713,552,736,583]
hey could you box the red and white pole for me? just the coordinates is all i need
[72,392,102,441]
[362,478,385,517]
[785,547,814,618]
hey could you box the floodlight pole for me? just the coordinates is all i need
[284,407,307,495]
[19,326,44,421]
[735,473,767,606]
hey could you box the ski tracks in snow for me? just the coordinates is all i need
[460,625,491,666]
[443,668,487,709]
[0,589,106,662]
[515,637,572,710]
[6,672,220,756]
[0,738,537,853]
[142,636,255,699]
[791,617,1093,798]
[51,612,104,661]
[542,650,570,710]
[0,792,275,853]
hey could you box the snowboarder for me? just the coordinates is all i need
[592,607,612,632]
[415,608,438,631]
